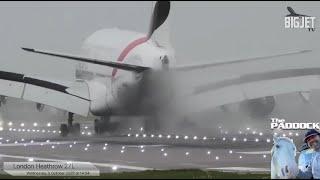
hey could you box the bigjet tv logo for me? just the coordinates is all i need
[284,6,316,32]
[271,118,320,130]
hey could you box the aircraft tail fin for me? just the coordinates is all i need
[149,1,176,63]
[147,1,170,39]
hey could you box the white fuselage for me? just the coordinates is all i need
[76,28,174,116]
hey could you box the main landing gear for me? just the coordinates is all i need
[60,112,80,137]
[144,116,161,133]
[94,116,119,135]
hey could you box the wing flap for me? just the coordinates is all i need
[241,76,320,100]
[0,79,25,98]
[23,84,90,116]
[0,70,91,116]
[174,50,312,71]
[178,75,320,114]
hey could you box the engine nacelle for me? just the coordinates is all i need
[87,80,115,116]
[0,96,6,107]
[239,96,275,118]
[36,103,45,112]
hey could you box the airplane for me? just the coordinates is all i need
[0,1,311,137]
[286,6,315,32]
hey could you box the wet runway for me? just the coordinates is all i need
[0,120,301,174]
[0,98,309,174]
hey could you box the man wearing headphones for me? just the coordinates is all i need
[297,129,320,179]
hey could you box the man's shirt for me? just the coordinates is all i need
[312,152,320,179]
[297,149,316,179]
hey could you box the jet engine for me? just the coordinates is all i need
[86,80,113,116]
[0,96,6,107]
[36,103,45,112]
[239,96,275,118]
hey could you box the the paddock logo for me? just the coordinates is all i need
[271,118,320,130]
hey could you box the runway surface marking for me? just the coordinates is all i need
[207,167,270,172]
[50,153,140,165]
[124,145,168,148]
[235,151,270,154]
[0,141,83,147]
[0,154,152,171]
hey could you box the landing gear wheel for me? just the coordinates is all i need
[94,119,103,135]
[144,116,161,133]
[59,112,81,137]
[94,116,119,135]
[60,124,68,137]
[72,123,80,136]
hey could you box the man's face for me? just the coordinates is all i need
[307,135,320,150]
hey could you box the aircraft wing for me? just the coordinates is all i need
[0,70,90,116]
[175,68,320,115]
[173,50,312,71]
[22,48,150,73]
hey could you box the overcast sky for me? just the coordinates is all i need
[0,1,319,81]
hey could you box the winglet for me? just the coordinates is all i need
[21,47,35,52]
